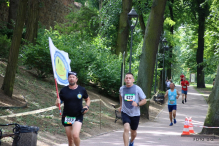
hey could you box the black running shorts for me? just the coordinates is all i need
[121,112,140,130]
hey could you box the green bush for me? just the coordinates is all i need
[21,42,52,78]
[0,34,11,59]
[21,28,122,98]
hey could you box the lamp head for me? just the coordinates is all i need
[128,8,138,18]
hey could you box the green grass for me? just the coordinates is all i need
[192,83,213,102]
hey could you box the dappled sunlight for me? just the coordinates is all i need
[187,92,210,97]
[136,130,181,135]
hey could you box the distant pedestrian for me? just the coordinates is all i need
[164,83,180,126]
[180,73,184,81]
[181,77,189,104]
[118,73,147,146]
[166,80,171,90]
[165,79,168,88]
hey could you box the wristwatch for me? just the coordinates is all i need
[137,103,140,107]
[86,105,89,109]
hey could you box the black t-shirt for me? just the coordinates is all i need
[59,85,88,117]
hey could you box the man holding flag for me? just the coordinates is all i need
[49,37,90,146]
[55,71,90,146]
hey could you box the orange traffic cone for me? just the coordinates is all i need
[181,117,190,136]
[188,117,195,134]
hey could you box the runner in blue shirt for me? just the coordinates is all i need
[164,83,180,126]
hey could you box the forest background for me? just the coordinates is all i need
[0,0,219,143]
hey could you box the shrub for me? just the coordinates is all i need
[21,28,122,98]
[0,34,11,59]
[21,42,52,78]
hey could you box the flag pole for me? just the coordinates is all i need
[54,78,62,115]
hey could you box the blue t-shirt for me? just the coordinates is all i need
[168,89,177,105]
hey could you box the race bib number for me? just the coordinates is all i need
[124,94,135,101]
[169,100,174,104]
[183,86,186,88]
[169,96,175,104]
[64,116,76,124]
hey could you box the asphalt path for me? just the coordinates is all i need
[59,85,219,146]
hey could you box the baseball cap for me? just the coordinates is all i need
[68,71,77,77]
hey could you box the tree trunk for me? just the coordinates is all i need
[7,0,19,30]
[167,0,174,80]
[137,0,167,118]
[196,0,206,88]
[115,0,132,55]
[1,0,28,97]
[201,65,219,135]
[24,0,40,45]
[139,13,145,38]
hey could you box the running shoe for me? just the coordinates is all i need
[169,122,173,126]
[185,98,187,102]
[182,100,184,104]
[129,140,134,146]
[174,119,176,124]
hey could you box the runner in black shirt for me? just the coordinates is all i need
[55,71,90,146]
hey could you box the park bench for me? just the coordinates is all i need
[111,104,122,123]
[153,93,165,104]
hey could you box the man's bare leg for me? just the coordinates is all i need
[172,110,176,119]
[72,121,82,146]
[130,129,137,143]
[185,94,187,102]
[123,123,130,146]
[65,126,74,146]
[169,112,172,123]
[182,94,185,104]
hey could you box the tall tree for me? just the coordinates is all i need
[7,0,19,30]
[137,0,167,116]
[24,0,40,45]
[196,0,209,88]
[1,0,28,97]
[167,0,174,80]
[139,13,145,38]
[201,64,219,135]
[115,0,132,55]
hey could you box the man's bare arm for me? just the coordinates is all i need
[132,98,147,107]
[176,90,180,99]
[164,90,168,98]
[83,97,90,114]
[118,95,122,112]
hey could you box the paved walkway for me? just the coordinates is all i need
[59,86,219,146]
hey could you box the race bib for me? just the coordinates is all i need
[64,116,76,124]
[124,94,135,101]
[169,100,174,104]
[183,86,186,88]
[169,96,175,104]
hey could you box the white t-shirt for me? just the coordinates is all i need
[167,81,171,87]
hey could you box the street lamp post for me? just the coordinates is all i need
[154,37,162,94]
[161,38,168,91]
[128,8,138,73]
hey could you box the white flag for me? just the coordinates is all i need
[49,37,71,86]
